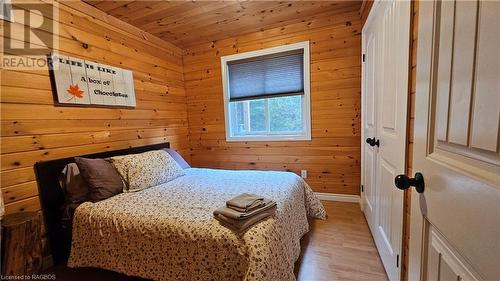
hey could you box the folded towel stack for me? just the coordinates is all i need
[214,193,277,232]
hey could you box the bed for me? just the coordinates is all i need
[35,143,326,281]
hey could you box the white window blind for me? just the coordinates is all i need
[221,41,311,142]
[227,49,304,102]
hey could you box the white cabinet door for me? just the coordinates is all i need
[362,1,410,280]
[409,1,500,281]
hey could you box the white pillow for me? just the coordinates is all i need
[109,150,185,192]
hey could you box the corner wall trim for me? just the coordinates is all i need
[315,192,360,203]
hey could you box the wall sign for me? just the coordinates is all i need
[50,54,136,107]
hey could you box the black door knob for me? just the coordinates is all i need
[394,172,425,193]
[365,137,380,147]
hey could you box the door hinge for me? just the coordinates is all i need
[361,185,364,192]
[362,53,366,62]
[396,254,399,268]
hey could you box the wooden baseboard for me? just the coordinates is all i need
[315,192,360,203]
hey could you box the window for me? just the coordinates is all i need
[221,41,311,141]
[0,0,13,22]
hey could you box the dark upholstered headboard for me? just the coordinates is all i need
[34,142,170,264]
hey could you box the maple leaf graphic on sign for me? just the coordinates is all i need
[67,84,84,98]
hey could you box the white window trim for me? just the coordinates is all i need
[221,41,311,142]
[1,0,14,22]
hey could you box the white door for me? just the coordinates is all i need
[361,1,411,281]
[361,8,379,236]
[409,1,500,281]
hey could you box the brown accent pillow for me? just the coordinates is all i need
[74,157,124,202]
[59,163,89,204]
[164,148,190,169]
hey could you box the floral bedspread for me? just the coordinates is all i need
[68,168,326,281]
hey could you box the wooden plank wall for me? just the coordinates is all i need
[0,1,189,222]
[183,8,362,195]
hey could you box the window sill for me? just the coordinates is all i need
[226,134,311,142]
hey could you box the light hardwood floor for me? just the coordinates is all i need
[296,201,388,281]
[45,201,387,281]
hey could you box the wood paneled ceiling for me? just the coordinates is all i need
[84,1,363,48]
